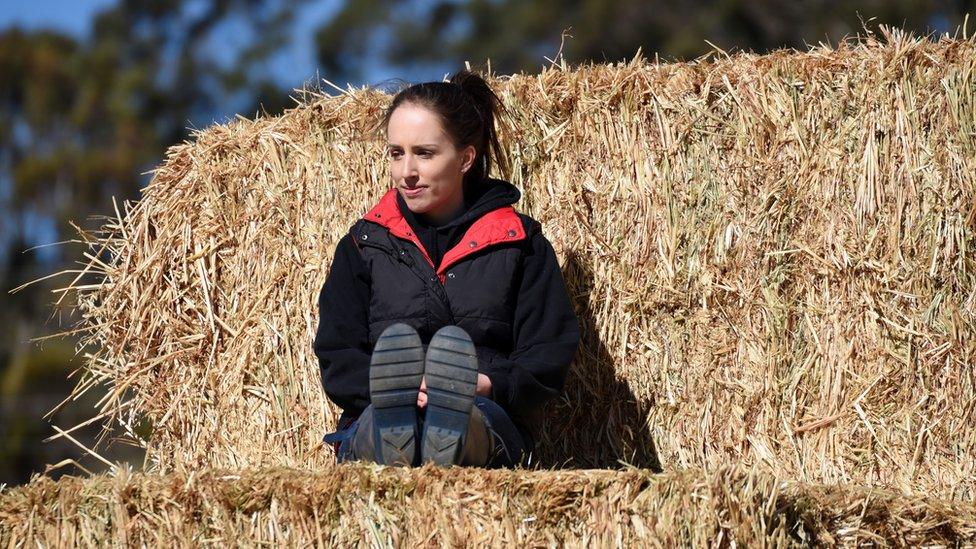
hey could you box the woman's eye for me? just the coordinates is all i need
[387,149,432,159]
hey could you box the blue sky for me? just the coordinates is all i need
[0,0,118,36]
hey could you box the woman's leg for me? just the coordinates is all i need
[328,324,425,466]
[419,325,528,468]
[469,396,527,468]
[335,404,373,463]
[335,403,426,465]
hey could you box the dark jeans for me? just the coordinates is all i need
[325,396,527,468]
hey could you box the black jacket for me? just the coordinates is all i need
[314,177,580,445]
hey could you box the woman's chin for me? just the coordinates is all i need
[399,194,429,211]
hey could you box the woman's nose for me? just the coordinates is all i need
[404,153,419,175]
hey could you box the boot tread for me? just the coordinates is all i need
[369,323,423,466]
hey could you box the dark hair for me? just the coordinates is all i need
[380,68,510,185]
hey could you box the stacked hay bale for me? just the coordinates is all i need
[2,27,976,545]
[2,465,974,545]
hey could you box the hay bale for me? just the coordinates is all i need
[56,27,976,501]
[2,464,974,546]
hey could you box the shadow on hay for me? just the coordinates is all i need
[531,250,661,472]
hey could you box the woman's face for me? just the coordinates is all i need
[386,102,475,221]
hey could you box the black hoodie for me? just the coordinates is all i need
[314,177,580,446]
[396,176,519,268]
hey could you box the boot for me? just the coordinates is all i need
[367,323,425,466]
[350,401,493,466]
[455,404,496,467]
[421,325,480,466]
[344,404,377,461]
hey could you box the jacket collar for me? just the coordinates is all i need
[363,181,527,281]
[398,176,521,230]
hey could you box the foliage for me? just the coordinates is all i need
[314,0,976,83]
[0,0,306,485]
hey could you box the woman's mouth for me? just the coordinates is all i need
[403,187,425,198]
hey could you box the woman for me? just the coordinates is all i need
[314,69,580,468]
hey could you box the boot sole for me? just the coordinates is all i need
[421,326,479,466]
[369,323,424,466]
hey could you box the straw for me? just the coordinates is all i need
[24,25,976,521]
[2,464,974,546]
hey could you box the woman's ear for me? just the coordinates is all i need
[461,145,476,173]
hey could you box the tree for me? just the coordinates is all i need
[0,0,307,485]
[314,0,976,85]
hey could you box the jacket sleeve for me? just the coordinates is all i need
[480,229,581,420]
[313,232,373,417]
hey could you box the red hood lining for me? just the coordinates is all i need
[363,188,527,279]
